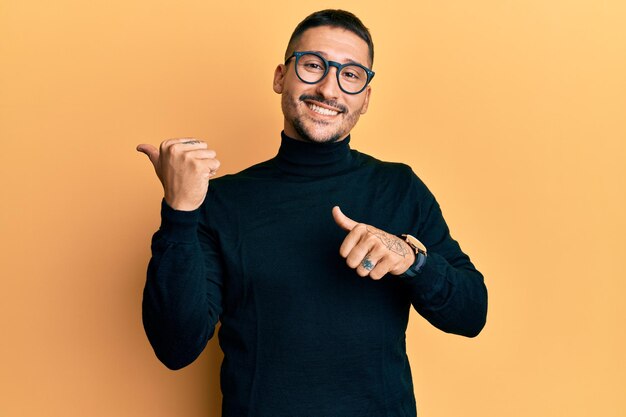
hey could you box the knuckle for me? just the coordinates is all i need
[208,158,220,170]
[195,160,206,172]
[348,257,361,269]
[181,150,192,162]
[365,234,379,245]
[169,143,182,155]
[163,138,181,148]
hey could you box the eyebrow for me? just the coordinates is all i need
[309,50,366,67]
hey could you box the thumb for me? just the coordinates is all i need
[136,144,159,167]
[332,206,358,232]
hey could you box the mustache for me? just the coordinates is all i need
[299,95,347,113]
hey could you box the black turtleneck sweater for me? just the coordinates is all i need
[142,133,487,417]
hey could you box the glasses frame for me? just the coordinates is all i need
[285,51,375,95]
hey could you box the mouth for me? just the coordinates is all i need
[307,102,340,116]
[302,98,345,117]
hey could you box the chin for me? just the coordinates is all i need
[293,120,346,143]
[303,133,343,143]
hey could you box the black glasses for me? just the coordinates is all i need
[285,51,375,95]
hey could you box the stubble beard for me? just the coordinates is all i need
[282,94,362,144]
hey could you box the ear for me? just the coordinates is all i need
[273,64,287,94]
[359,85,372,115]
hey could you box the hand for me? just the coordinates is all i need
[332,206,415,280]
[136,138,220,211]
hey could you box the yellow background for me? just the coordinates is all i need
[1,0,624,416]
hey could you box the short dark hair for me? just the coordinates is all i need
[285,9,374,66]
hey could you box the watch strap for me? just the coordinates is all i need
[400,251,428,277]
[398,234,428,277]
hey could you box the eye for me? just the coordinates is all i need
[299,55,326,72]
[304,62,324,70]
[340,66,365,83]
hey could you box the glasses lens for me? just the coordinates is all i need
[338,65,368,94]
[296,53,327,83]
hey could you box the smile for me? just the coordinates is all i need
[307,102,340,116]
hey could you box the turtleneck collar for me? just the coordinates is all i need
[273,131,355,177]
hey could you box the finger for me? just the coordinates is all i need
[161,137,207,152]
[195,158,221,179]
[354,246,386,276]
[180,139,202,145]
[350,239,390,279]
[186,149,218,159]
[166,137,206,146]
[178,138,208,149]
[168,141,208,154]
[345,238,376,269]
[339,224,367,258]
[202,158,221,173]
[332,206,358,232]
[368,258,392,280]
[136,144,159,166]
[355,254,377,277]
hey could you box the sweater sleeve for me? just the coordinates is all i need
[397,177,488,338]
[141,199,224,370]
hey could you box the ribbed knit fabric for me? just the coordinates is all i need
[142,132,487,417]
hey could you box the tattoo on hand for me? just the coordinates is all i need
[366,226,408,257]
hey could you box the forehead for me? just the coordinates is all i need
[293,26,370,66]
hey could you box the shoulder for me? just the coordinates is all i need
[209,158,277,186]
[353,150,430,193]
[204,157,289,207]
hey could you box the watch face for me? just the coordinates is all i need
[404,234,427,254]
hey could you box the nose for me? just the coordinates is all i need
[315,66,341,99]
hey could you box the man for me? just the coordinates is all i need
[137,9,487,417]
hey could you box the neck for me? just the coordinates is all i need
[273,131,354,177]
[282,127,349,144]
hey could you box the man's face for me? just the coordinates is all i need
[273,26,372,143]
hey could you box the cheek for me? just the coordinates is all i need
[347,97,367,115]
[282,74,305,93]
[281,91,304,118]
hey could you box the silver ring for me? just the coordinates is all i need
[181,140,201,145]
[361,258,375,271]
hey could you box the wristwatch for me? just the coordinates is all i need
[399,234,428,277]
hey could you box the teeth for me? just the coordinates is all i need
[308,103,339,116]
